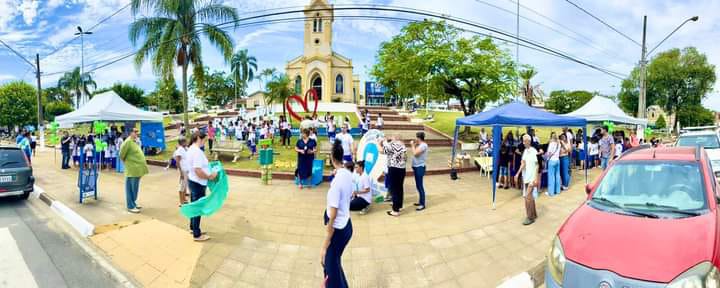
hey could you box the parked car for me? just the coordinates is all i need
[546,145,720,287]
[0,146,34,200]
[676,128,720,177]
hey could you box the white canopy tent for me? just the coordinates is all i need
[56,91,162,127]
[564,96,647,126]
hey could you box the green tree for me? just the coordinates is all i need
[265,74,292,119]
[519,66,541,106]
[371,20,516,116]
[44,101,73,121]
[147,76,183,113]
[43,87,72,105]
[0,81,37,127]
[545,90,594,114]
[129,0,239,137]
[230,48,258,100]
[655,114,666,129]
[678,105,715,127]
[259,67,277,91]
[57,66,96,108]
[618,47,716,126]
[189,68,234,107]
[94,83,147,107]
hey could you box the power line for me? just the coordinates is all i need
[0,39,36,69]
[563,0,641,46]
[42,5,627,81]
[472,0,629,63]
[40,3,131,60]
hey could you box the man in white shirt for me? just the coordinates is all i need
[515,134,539,226]
[336,125,354,163]
[350,161,372,214]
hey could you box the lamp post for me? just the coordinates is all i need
[74,26,92,109]
[638,16,698,119]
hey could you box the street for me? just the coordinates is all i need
[0,196,120,288]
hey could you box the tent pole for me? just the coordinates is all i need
[450,125,460,180]
[491,125,502,210]
[584,127,588,184]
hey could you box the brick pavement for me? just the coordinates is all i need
[30,148,597,287]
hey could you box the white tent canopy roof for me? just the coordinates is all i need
[56,91,162,125]
[563,96,647,126]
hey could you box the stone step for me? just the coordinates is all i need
[381,122,425,130]
[363,114,408,121]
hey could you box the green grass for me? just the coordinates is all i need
[147,136,359,172]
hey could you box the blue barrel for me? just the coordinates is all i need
[311,159,324,186]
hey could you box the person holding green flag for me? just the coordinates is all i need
[186,131,217,242]
[119,128,148,214]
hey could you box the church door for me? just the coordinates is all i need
[311,75,322,101]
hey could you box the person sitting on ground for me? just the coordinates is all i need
[350,161,372,215]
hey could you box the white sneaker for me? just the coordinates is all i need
[359,207,369,215]
[128,208,140,214]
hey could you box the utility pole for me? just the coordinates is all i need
[36,54,44,149]
[74,26,92,108]
[637,16,648,119]
[515,0,520,101]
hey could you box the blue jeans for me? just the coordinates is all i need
[601,156,610,170]
[413,166,426,206]
[125,177,140,209]
[547,159,560,195]
[61,150,70,168]
[323,218,352,288]
[560,156,571,188]
[188,180,207,238]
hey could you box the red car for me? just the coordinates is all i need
[546,146,720,287]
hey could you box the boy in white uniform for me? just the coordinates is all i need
[174,138,189,206]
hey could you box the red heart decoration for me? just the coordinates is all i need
[285,89,319,122]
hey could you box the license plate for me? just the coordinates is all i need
[0,176,12,183]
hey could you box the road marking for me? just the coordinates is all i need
[0,227,39,288]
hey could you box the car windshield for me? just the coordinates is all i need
[591,161,707,217]
[0,149,27,168]
[677,135,720,149]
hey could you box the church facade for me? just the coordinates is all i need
[286,0,360,103]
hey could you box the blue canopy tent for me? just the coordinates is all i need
[450,102,588,208]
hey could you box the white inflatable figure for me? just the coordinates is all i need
[356,129,387,202]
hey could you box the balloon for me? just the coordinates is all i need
[644,127,653,137]
[602,121,615,133]
[93,121,108,135]
[94,139,108,151]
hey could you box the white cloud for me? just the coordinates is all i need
[19,0,38,25]
[0,74,16,81]
[0,0,20,30]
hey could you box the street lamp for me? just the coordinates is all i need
[638,16,698,119]
[74,26,92,108]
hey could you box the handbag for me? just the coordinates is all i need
[543,143,559,162]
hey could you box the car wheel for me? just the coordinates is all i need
[19,191,30,200]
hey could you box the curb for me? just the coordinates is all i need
[498,260,545,287]
[32,184,138,288]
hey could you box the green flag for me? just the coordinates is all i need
[180,161,229,218]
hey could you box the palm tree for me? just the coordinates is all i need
[519,67,541,106]
[57,67,96,109]
[265,74,292,119]
[129,0,239,138]
[259,67,277,90]
[230,49,257,103]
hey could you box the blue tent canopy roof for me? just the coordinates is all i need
[455,102,587,127]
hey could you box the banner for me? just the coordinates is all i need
[140,122,165,149]
[180,161,228,218]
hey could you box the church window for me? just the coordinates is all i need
[313,19,318,32]
[318,18,323,32]
[335,74,344,94]
[294,76,302,94]
[315,38,320,45]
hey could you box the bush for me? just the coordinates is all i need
[655,114,666,129]
[44,101,73,121]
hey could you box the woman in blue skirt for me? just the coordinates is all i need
[295,129,316,189]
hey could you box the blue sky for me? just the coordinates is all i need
[0,0,718,111]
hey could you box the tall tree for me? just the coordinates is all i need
[619,47,716,128]
[545,90,595,114]
[265,74,293,119]
[519,66,541,106]
[43,87,72,105]
[259,67,277,90]
[371,20,516,116]
[57,66,96,108]
[129,0,239,138]
[147,76,183,113]
[93,83,147,107]
[230,48,258,100]
[0,81,37,127]
[189,68,234,107]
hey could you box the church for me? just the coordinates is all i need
[286,0,361,104]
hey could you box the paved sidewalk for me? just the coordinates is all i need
[31,149,597,287]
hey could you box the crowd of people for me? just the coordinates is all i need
[493,125,649,225]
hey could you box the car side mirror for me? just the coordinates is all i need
[585,184,593,195]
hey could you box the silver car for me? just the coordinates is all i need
[0,146,34,199]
